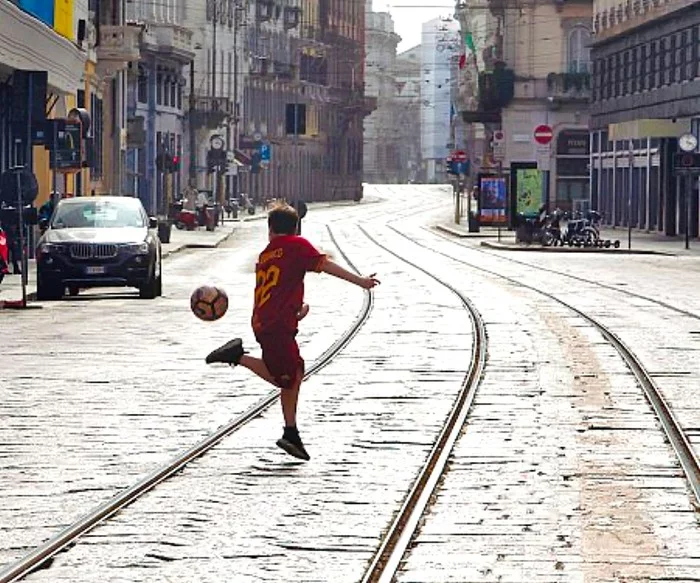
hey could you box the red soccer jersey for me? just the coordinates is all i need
[252,235,327,334]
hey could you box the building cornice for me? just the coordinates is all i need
[0,0,86,93]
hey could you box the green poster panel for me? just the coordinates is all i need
[515,169,544,217]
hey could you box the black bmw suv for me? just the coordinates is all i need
[36,196,162,300]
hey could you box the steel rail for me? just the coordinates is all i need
[0,228,373,583]
[392,224,700,504]
[356,225,487,583]
[428,225,700,322]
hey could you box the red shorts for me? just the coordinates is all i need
[256,329,304,389]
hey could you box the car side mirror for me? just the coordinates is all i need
[39,218,49,232]
[149,217,158,229]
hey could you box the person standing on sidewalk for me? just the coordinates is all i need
[205,202,380,461]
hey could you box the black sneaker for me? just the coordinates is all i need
[205,338,246,365]
[276,428,310,461]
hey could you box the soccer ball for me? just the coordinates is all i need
[190,285,228,321]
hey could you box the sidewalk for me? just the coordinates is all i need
[0,223,237,305]
[436,221,700,256]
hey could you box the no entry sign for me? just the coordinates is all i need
[534,124,553,145]
[453,150,468,162]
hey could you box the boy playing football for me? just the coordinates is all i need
[206,203,379,460]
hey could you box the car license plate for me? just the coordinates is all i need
[85,266,105,275]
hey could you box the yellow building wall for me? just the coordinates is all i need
[508,3,592,79]
[54,0,74,41]
[32,59,104,207]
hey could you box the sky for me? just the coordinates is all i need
[372,0,457,53]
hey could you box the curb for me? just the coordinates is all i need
[435,224,502,239]
[479,241,674,256]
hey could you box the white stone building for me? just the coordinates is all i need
[394,45,423,183]
[363,1,402,184]
[420,17,460,183]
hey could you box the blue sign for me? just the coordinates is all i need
[454,161,469,175]
[20,0,54,26]
[259,143,271,162]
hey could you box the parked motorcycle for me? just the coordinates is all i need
[175,209,198,231]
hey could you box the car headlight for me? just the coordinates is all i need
[125,242,150,255]
[37,242,63,255]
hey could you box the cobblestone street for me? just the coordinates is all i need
[2,186,700,582]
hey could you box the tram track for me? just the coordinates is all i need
[392,224,700,501]
[353,221,700,581]
[354,226,487,583]
[429,225,700,322]
[0,226,374,583]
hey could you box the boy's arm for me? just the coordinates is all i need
[320,260,380,289]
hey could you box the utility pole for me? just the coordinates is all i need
[188,60,196,186]
[232,2,240,201]
[212,0,221,210]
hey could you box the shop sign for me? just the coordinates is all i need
[557,131,590,156]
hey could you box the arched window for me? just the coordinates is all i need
[568,26,591,73]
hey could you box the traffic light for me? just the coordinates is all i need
[172,155,180,172]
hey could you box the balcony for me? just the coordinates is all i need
[547,72,591,102]
[96,24,141,79]
[141,23,194,64]
[190,96,233,130]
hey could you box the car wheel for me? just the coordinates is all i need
[37,273,63,301]
[155,265,163,297]
[139,264,159,299]
[68,286,80,297]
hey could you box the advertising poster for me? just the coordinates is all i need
[54,0,74,41]
[515,168,544,217]
[479,176,507,225]
[19,0,54,27]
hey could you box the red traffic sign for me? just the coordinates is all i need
[534,124,553,145]
[493,130,505,142]
[452,150,468,162]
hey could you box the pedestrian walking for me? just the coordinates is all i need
[205,202,380,460]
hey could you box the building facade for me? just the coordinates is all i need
[0,0,104,206]
[0,0,371,218]
[363,1,402,184]
[237,0,371,205]
[125,0,194,214]
[456,0,593,215]
[590,0,700,237]
[395,45,423,183]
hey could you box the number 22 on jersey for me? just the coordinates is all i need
[255,265,280,308]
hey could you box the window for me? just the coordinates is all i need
[137,68,147,103]
[170,77,176,108]
[156,72,163,105]
[568,26,591,73]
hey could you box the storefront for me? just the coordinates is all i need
[590,132,664,232]
[555,130,590,212]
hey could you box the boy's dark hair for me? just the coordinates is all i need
[268,203,298,235]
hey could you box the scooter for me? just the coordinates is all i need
[0,226,9,285]
[175,208,198,230]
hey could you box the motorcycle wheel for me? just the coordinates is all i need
[613,240,621,248]
[175,222,185,230]
[604,240,612,248]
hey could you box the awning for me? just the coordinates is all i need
[608,119,690,140]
